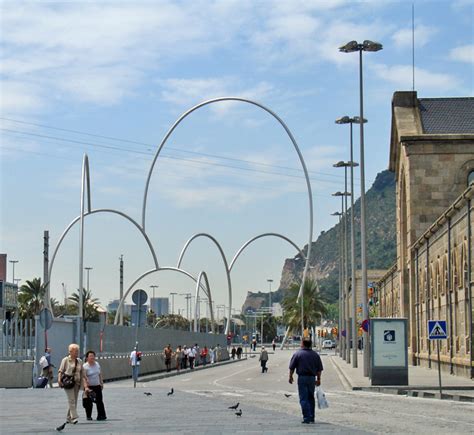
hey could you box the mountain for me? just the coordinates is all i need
[241,169,396,311]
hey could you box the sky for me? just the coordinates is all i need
[1,0,473,318]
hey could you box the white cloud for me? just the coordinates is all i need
[450,44,474,64]
[371,64,460,90]
[392,25,437,48]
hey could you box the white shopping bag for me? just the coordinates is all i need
[316,386,329,409]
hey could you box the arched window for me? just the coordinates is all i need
[468,170,474,186]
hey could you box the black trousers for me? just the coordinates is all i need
[83,385,106,419]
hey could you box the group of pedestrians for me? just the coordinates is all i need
[162,343,217,372]
[57,343,106,427]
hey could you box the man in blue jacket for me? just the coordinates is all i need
[289,339,323,424]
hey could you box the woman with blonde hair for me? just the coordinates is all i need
[58,343,83,425]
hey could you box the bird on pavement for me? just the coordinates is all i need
[284,394,292,398]
[167,388,174,396]
[144,392,152,396]
[56,422,66,432]
[235,409,243,417]
[228,402,239,410]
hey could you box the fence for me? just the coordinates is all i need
[1,317,35,359]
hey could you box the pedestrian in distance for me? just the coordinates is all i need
[259,346,269,373]
[200,346,208,366]
[129,346,141,387]
[236,345,243,359]
[231,346,236,360]
[39,347,54,388]
[252,337,257,351]
[182,346,188,369]
[193,344,200,367]
[210,346,215,364]
[82,350,106,421]
[288,339,323,424]
[175,345,183,372]
[58,343,83,425]
[163,344,173,372]
[188,345,196,369]
[272,339,276,352]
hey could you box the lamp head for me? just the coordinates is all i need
[335,116,351,124]
[339,40,360,53]
[353,116,368,124]
[363,40,383,52]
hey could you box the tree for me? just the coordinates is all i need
[154,314,190,331]
[18,278,46,319]
[282,278,328,335]
[69,288,101,322]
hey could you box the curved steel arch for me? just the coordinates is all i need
[47,208,159,307]
[193,271,216,333]
[113,266,212,326]
[229,233,306,272]
[141,98,314,333]
[176,233,232,335]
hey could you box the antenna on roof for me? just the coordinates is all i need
[412,2,415,93]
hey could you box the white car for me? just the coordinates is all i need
[322,339,334,349]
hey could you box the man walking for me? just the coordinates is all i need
[259,346,269,373]
[129,346,141,388]
[288,339,323,424]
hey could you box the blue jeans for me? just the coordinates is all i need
[132,365,140,382]
[297,375,316,422]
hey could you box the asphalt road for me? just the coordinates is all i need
[1,349,473,434]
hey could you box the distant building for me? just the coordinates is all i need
[150,297,169,316]
[0,254,18,321]
[107,299,132,316]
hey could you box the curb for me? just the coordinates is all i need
[137,357,247,383]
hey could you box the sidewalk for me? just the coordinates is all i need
[330,353,474,402]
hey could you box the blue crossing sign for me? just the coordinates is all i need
[428,320,447,340]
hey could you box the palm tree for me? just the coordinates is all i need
[18,278,46,319]
[69,288,100,322]
[282,278,328,335]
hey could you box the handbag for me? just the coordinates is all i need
[62,358,77,389]
[316,386,329,409]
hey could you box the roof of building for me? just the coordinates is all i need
[419,97,474,134]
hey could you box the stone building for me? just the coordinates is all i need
[376,91,474,378]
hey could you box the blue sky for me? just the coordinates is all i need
[1,0,473,316]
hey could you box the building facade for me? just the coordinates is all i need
[376,92,474,378]
[150,297,169,316]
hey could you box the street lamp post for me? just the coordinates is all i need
[340,39,383,376]
[180,293,192,331]
[331,211,343,356]
[332,191,351,361]
[9,260,19,284]
[169,292,177,315]
[336,116,367,368]
[85,266,93,295]
[150,285,158,313]
[267,279,273,313]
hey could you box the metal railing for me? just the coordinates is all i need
[1,318,35,359]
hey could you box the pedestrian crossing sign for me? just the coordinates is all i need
[428,320,447,340]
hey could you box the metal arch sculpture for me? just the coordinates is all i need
[177,233,232,334]
[229,233,306,272]
[193,271,216,333]
[142,97,314,335]
[113,266,215,326]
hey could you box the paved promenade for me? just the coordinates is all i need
[1,349,473,434]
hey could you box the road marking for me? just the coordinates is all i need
[245,378,252,381]
[180,378,191,382]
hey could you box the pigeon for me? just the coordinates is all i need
[235,409,243,417]
[144,392,152,396]
[228,402,240,410]
[56,422,66,432]
[167,388,174,396]
[284,394,292,398]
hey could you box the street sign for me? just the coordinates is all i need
[132,289,148,306]
[361,319,370,332]
[428,320,447,340]
[39,308,53,330]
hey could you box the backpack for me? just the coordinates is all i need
[39,356,49,369]
[136,351,142,362]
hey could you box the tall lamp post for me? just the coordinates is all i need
[334,161,358,364]
[331,211,343,356]
[9,260,19,284]
[150,285,158,313]
[85,267,93,295]
[336,116,367,368]
[267,279,273,313]
[339,39,383,376]
[332,190,351,361]
[169,292,177,315]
